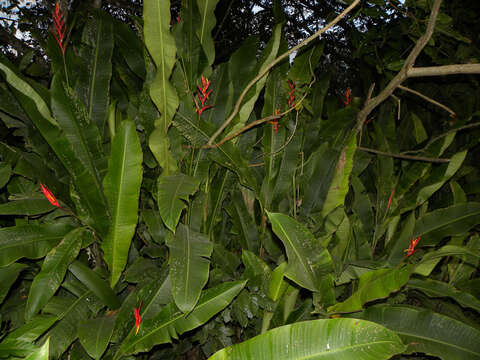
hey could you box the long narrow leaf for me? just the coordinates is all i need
[157,173,200,232]
[267,212,334,292]
[68,261,120,309]
[102,120,143,286]
[26,227,85,320]
[0,224,73,267]
[166,224,213,313]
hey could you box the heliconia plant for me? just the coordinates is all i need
[0,0,479,359]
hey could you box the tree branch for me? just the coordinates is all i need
[356,0,443,132]
[357,146,450,163]
[407,63,480,77]
[207,0,361,146]
[397,84,455,117]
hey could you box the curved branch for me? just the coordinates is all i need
[207,0,361,145]
[356,0,443,132]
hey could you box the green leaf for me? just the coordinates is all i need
[116,280,246,358]
[77,11,114,132]
[414,202,480,244]
[0,161,12,188]
[398,151,467,214]
[5,315,57,343]
[322,132,356,217]
[68,261,120,309]
[236,24,282,128]
[227,191,259,252]
[0,262,27,305]
[407,278,480,313]
[328,266,412,313]
[111,272,171,343]
[144,0,179,174]
[102,120,143,286]
[0,60,57,126]
[411,112,428,144]
[24,338,49,360]
[78,316,115,359]
[0,223,73,267]
[269,262,288,301]
[357,305,480,360]
[157,173,200,232]
[196,0,220,67]
[208,318,405,360]
[26,228,85,320]
[166,224,213,313]
[51,74,109,235]
[0,199,56,215]
[40,295,92,358]
[267,212,334,292]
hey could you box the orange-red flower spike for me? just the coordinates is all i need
[134,301,142,335]
[404,236,420,258]
[40,183,61,208]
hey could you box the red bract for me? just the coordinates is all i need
[404,236,420,258]
[342,88,352,107]
[195,76,213,116]
[40,183,61,208]
[386,188,395,212]
[287,81,295,108]
[134,301,142,335]
[52,2,67,55]
[269,108,280,134]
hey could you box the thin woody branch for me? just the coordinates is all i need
[207,0,361,146]
[397,85,455,117]
[357,146,450,163]
[356,0,443,132]
[407,64,480,77]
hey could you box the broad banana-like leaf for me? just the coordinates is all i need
[397,150,467,214]
[0,223,73,267]
[144,0,179,174]
[407,278,480,313]
[227,191,259,252]
[78,316,115,360]
[267,212,334,292]
[235,24,282,128]
[157,173,200,232]
[167,224,213,313]
[40,295,91,359]
[0,263,27,304]
[195,0,220,67]
[0,61,57,126]
[0,161,12,188]
[0,198,54,215]
[111,272,171,343]
[357,304,480,360]
[26,227,85,320]
[322,132,356,217]
[328,266,412,313]
[102,120,143,286]
[24,338,49,360]
[269,262,288,301]
[76,10,114,132]
[51,74,109,232]
[0,317,54,358]
[209,318,405,360]
[68,261,120,309]
[115,280,246,358]
[413,202,480,244]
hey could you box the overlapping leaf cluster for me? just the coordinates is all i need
[0,0,479,359]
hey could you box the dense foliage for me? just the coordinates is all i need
[0,0,479,359]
